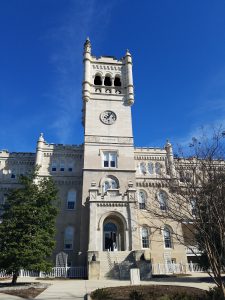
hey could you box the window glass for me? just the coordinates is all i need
[141,227,149,248]
[67,190,76,210]
[140,162,146,175]
[148,162,154,174]
[164,227,172,248]
[51,161,57,172]
[64,226,74,250]
[159,191,168,211]
[155,162,162,175]
[138,191,146,209]
[103,152,117,168]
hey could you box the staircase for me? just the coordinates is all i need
[98,251,136,279]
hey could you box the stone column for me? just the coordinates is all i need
[35,133,44,167]
[82,38,91,102]
[124,49,134,105]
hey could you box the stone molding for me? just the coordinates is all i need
[85,135,133,144]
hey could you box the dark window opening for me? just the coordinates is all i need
[52,167,56,172]
[60,168,65,172]
[114,77,121,87]
[104,160,109,167]
[104,76,112,86]
[94,75,102,85]
[68,167,73,172]
[110,161,116,168]
[11,174,16,179]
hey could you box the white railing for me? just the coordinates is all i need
[151,263,203,274]
[43,267,87,278]
[0,267,87,279]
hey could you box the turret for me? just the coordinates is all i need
[124,49,134,105]
[165,140,176,177]
[35,133,44,166]
[82,37,92,102]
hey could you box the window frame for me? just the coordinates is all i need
[138,190,147,210]
[102,151,118,169]
[67,190,77,210]
[163,226,172,249]
[141,227,150,249]
[64,226,74,250]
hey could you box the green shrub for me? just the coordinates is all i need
[91,288,112,300]
[129,290,144,300]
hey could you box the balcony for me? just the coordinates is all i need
[186,246,202,256]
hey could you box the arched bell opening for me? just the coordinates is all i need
[103,215,125,251]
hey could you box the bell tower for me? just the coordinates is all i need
[79,38,138,260]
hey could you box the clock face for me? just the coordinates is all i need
[100,110,117,125]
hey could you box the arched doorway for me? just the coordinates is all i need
[103,215,125,251]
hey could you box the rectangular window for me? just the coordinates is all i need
[51,161,57,172]
[103,151,117,168]
[60,162,65,172]
[68,167,73,172]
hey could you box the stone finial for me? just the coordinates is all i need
[38,133,44,142]
[125,49,131,56]
[165,139,172,148]
[84,37,91,53]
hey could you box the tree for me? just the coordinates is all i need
[0,169,58,284]
[139,128,225,297]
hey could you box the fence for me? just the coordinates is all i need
[151,263,203,275]
[0,267,87,279]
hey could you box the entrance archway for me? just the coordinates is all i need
[103,215,125,251]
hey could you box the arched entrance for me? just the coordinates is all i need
[103,215,125,251]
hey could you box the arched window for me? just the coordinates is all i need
[158,191,168,211]
[103,176,118,193]
[164,226,172,248]
[155,162,162,175]
[147,162,154,174]
[138,190,146,209]
[141,227,150,248]
[94,74,102,85]
[140,162,146,175]
[114,76,121,87]
[64,226,74,250]
[104,75,112,86]
[67,190,76,209]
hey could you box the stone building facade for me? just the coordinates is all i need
[0,39,195,278]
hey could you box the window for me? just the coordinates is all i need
[51,161,57,172]
[138,190,146,209]
[155,162,162,175]
[164,227,172,248]
[141,227,149,248]
[158,191,168,211]
[104,76,112,86]
[94,74,102,85]
[103,152,117,168]
[114,76,121,87]
[60,162,65,172]
[11,172,16,179]
[140,162,146,175]
[147,162,154,174]
[190,198,197,216]
[102,176,118,193]
[67,190,76,210]
[64,226,74,250]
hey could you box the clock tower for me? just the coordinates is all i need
[79,38,138,264]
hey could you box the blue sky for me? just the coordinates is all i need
[0,0,225,152]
